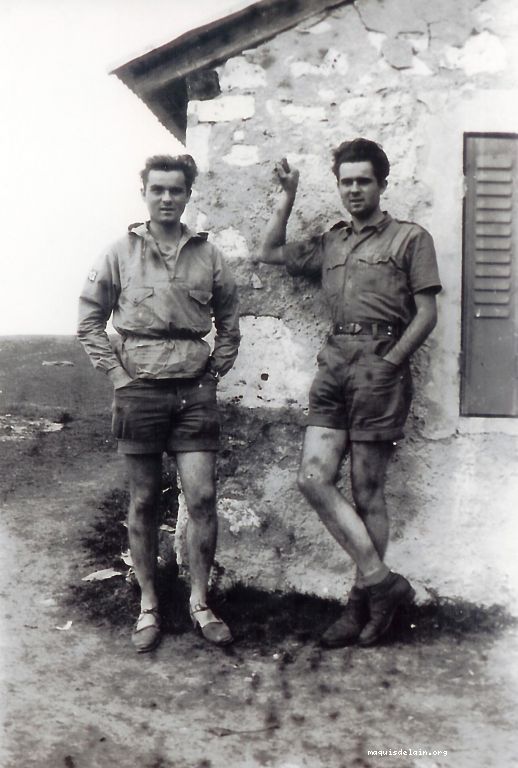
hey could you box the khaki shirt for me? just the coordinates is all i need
[78,223,240,386]
[283,214,441,327]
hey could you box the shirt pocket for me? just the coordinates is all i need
[357,252,396,265]
[322,251,348,305]
[355,252,405,293]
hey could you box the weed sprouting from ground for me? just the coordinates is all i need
[80,488,129,567]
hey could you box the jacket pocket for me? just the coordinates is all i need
[188,288,212,306]
[128,286,154,305]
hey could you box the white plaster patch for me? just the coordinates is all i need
[382,37,414,69]
[403,34,429,54]
[338,95,369,121]
[222,144,259,166]
[233,129,245,142]
[188,95,255,123]
[408,57,434,76]
[218,57,267,91]
[339,92,415,131]
[281,104,327,124]
[219,316,315,409]
[290,49,348,79]
[195,212,209,232]
[357,0,427,36]
[321,48,349,76]
[290,61,321,78]
[281,153,328,186]
[174,492,189,565]
[306,19,332,35]
[367,31,386,52]
[218,498,261,535]
[181,200,204,233]
[208,227,250,260]
[390,436,518,616]
[186,124,211,173]
[442,32,506,75]
[318,88,337,101]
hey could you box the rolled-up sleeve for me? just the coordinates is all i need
[282,234,325,279]
[210,247,241,377]
[406,228,442,295]
[77,250,127,385]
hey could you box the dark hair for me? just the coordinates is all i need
[331,138,390,184]
[140,154,198,191]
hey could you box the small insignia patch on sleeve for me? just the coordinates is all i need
[88,269,98,282]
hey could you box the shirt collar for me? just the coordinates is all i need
[333,212,393,236]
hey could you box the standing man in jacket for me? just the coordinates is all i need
[260,139,441,648]
[78,154,240,653]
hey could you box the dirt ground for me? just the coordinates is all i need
[1,338,518,768]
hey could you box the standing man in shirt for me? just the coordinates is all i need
[78,154,240,653]
[260,139,441,648]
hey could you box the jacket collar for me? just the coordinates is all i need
[128,222,208,243]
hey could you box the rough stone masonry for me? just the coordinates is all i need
[173,0,518,610]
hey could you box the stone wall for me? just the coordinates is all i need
[177,0,518,603]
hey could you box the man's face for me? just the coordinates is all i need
[142,169,191,226]
[337,161,387,220]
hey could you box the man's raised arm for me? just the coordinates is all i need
[261,159,300,264]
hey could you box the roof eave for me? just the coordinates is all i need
[112,0,351,142]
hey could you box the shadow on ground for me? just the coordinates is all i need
[66,485,516,651]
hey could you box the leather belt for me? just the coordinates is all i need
[122,329,203,341]
[168,328,204,340]
[332,322,401,338]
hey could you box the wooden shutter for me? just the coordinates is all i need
[461,134,518,416]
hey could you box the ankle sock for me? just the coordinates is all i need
[362,564,390,588]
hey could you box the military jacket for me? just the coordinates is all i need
[78,223,240,385]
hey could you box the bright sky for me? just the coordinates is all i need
[0,0,254,334]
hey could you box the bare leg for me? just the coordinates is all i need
[126,454,163,619]
[297,426,388,583]
[175,451,217,609]
[350,441,394,585]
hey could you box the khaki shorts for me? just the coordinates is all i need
[308,335,413,441]
[112,373,220,454]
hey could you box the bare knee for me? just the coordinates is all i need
[187,485,216,522]
[128,493,158,544]
[297,465,330,500]
[130,486,158,518]
[352,484,386,518]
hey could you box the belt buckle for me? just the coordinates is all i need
[350,322,363,335]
